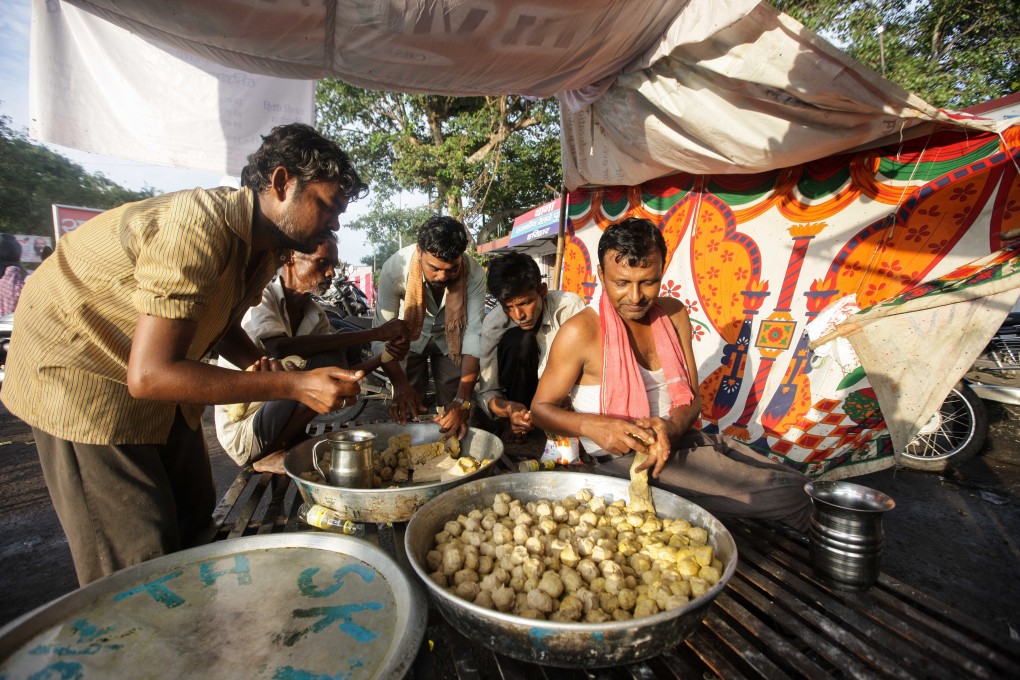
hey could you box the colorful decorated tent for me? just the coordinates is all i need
[559,126,1020,477]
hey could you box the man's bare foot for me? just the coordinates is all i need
[252,450,287,475]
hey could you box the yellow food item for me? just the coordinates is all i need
[369,432,483,486]
[426,489,721,621]
[628,451,655,514]
[407,440,446,465]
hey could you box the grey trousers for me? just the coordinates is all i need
[593,429,812,532]
[33,408,215,585]
[404,340,463,407]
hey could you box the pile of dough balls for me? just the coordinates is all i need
[424,489,724,622]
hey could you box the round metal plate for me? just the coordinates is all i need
[0,534,426,679]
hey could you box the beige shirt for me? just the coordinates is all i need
[477,290,586,415]
[2,187,283,444]
[372,243,485,358]
[214,277,332,464]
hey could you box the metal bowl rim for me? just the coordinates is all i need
[284,425,504,493]
[405,471,738,633]
[804,480,895,510]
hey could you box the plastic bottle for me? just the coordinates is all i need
[518,459,556,472]
[297,503,366,537]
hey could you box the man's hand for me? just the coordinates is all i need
[375,319,409,343]
[584,416,653,457]
[507,402,533,434]
[385,336,410,362]
[435,402,470,440]
[632,417,674,479]
[296,367,364,413]
[248,356,284,372]
[390,381,427,424]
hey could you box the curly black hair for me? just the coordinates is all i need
[487,251,542,303]
[240,123,368,201]
[416,215,468,262]
[597,217,666,268]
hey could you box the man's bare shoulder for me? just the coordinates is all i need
[655,296,690,317]
[557,306,600,342]
[656,297,694,334]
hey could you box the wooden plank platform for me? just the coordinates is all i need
[205,468,1020,679]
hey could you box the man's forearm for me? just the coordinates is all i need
[666,400,701,444]
[350,354,383,374]
[266,327,383,359]
[381,356,411,387]
[129,358,305,405]
[455,355,480,402]
[531,402,598,440]
[216,322,263,368]
[488,395,515,419]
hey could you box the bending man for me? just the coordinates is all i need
[374,216,485,439]
[531,218,811,530]
[2,123,368,584]
[215,235,407,473]
[478,251,585,440]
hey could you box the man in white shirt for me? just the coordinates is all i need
[373,216,485,439]
[216,237,406,471]
[478,252,586,439]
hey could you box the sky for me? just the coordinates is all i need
[0,0,379,265]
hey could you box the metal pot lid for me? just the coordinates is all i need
[0,533,426,679]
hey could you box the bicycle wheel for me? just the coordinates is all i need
[901,382,987,471]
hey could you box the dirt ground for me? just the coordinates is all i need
[1,400,1018,642]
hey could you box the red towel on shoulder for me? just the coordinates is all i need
[599,293,694,419]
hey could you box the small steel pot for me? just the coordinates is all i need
[805,481,895,590]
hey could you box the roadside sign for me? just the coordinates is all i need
[509,197,561,247]
[52,204,103,242]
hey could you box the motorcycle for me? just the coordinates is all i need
[903,306,1020,471]
[314,270,371,322]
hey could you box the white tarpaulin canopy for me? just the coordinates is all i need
[30,0,315,176]
[54,0,1005,188]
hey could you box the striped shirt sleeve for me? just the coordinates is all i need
[132,190,231,320]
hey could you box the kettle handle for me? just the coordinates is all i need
[312,439,330,480]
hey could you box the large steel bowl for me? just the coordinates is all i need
[285,422,504,523]
[404,471,737,668]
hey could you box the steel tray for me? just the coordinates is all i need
[0,534,426,679]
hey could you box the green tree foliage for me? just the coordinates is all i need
[342,197,432,274]
[773,0,1020,109]
[316,82,562,248]
[0,116,156,237]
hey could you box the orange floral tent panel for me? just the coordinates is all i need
[559,124,1020,478]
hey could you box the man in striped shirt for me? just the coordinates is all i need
[2,123,369,584]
